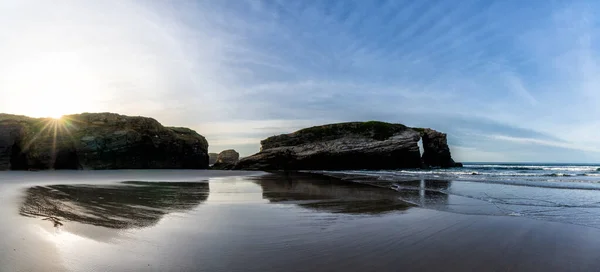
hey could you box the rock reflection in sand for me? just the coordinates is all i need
[360,179,513,216]
[19,181,209,229]
[369,179,451,206]
[312,172,453,207]
[253,173,413,214]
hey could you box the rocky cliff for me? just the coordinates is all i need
[235,121,459,170]
[0,113,209,170]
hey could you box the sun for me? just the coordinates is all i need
[24,100,71,120]
[37,107,66,120]
[3,52,101,120]
[49,113,64,120]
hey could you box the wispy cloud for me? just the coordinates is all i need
[504,72,538,106]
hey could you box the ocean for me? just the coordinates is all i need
[316,163,600,228]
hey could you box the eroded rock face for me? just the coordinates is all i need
[421,129,457,168]
[0,113,209,170]
[0,117,26,170]
[235,122,459,170]
[211,149,240,170]
[235,122,424,170]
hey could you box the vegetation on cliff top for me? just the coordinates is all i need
[294,121,408,140]
[261,121,411,149]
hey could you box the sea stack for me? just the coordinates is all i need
[235,121,460,170]
[420,128,457,168]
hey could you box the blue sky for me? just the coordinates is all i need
[1,0,600,162]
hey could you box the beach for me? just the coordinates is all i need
[1,170,600,271]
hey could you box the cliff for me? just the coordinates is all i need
[0,113,209,170]
[235,121,459,170]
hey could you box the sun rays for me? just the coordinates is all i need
[21,116,80,168]
[50,114,63,120]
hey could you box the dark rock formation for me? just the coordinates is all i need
[235,121,459,170]
[0,113,209,170]
[0,116,27,170]
[235,122,419,170]
[211,149,240,170]
[208,153,218,165]
[420,129,458,168]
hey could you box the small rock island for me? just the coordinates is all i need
[211,149,240,170]
[235,121,460,170]
[0,113,209,170]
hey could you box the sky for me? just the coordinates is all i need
[1,0,600,162]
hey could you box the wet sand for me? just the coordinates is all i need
[1,170,600,271]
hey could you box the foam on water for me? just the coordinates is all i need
[317,163,600,189]
[312,163,600,228]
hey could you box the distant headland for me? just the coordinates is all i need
[0,113,459,170]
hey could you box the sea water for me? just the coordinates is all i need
[316,163,600,228]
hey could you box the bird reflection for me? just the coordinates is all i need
[19,181,209,229]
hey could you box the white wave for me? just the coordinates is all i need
[393,170,554,177]
[464,164,599,172]
[463,164,544,169]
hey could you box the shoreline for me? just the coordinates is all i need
[4,169,600,229]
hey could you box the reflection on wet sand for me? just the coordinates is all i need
[316,172,453,207]
[6,172,600,271]
[362,179,451,206]
[19,181,209,229]
[353,178,521,216]
[253,173,413,214]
